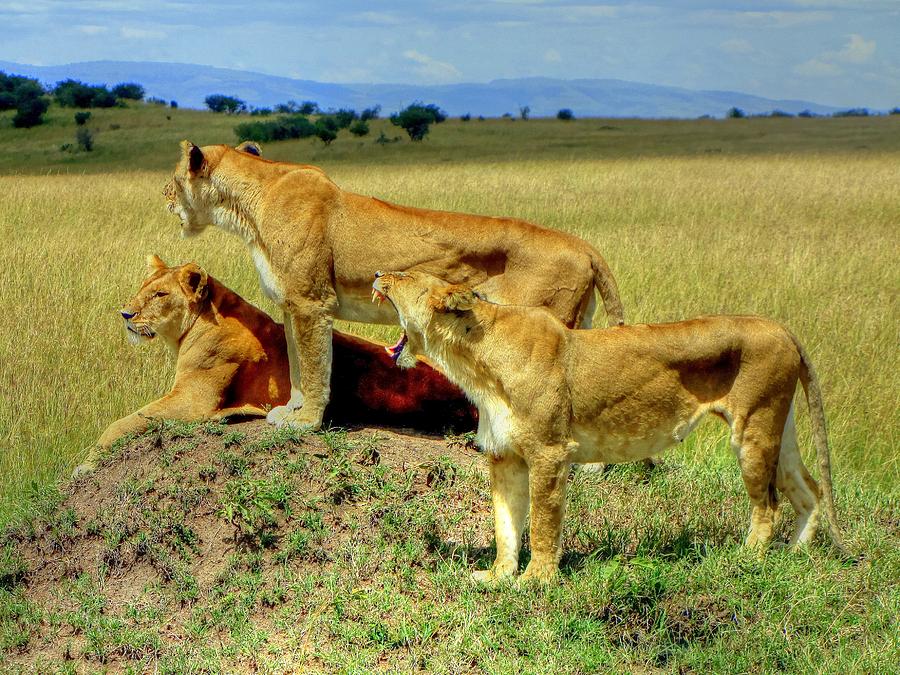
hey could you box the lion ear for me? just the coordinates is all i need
[432,285,480,313]
[235,141,262,157]
[180,140,206,175]
[178,262,208,301]
[146,254,167,273]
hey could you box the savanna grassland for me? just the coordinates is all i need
[0,104,898,672]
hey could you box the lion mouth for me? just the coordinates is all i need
[125,323,155,344]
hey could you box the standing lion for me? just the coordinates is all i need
[164,141,624,430]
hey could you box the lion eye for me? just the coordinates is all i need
[153,291,168,299]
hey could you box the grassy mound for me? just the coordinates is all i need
[1,420,896,672]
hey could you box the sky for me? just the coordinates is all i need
[1,1,898,108]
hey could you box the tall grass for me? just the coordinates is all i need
[1,148,898,521]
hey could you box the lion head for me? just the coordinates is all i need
[372,270,484,367]
[164,141,263,238]
[120,255,209,346]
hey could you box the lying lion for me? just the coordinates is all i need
[164,141,624,432]
[372,270,848,582]
[73,257,474,477]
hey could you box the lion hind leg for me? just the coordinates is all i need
[731,411,780,550]
[474,452,530,584]
[776,403,820,547]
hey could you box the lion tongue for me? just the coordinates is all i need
[385,333,408,362]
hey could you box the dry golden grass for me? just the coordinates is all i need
[1,153,897,518]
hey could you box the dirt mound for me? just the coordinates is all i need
[1,420,487,669]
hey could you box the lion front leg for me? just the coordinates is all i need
[271,303,333,431]
[519,452,570,584]
[266,310,306,425]
[473,452,530,584]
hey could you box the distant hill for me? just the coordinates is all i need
[0,60,841,118]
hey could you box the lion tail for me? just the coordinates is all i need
[791,331,851,557]
[589,249,625,327]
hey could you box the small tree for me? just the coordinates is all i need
[519,105,530,121]
[390,102,447,141]
[360,105,381,121]
[316,125,337,145]
[205,94,247,114]
[889,107,900,115]
[349,120,369,137]
[726,107,746,119]
[74,111,92,126]
[299,100,318,115]
[333,109,358,128]
[170,100,178,108]
[460,113,471,122]
[557,108,574,120]
[112,82,145,100]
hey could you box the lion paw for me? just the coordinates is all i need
[518,562,559,585]
[274,408,323,431]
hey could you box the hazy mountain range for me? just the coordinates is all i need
[0,60,842,118]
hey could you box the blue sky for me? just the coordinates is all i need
[1,1,898,107]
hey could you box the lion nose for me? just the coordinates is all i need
[121,310,136,320]
[374,271,384,278]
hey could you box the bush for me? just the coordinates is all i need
[798,109,815,118]
[769,109,794,118]
[205,94,247,114]
[147,97,167,105]
[890,107,900,115]
[349,120,370,137]
[234,114,317,143]
[333,108,358,128]
[13,96,49,128]
[315,116,339,144]
[250,107,273,116]
[76,126,94,151]
[726,107,746,119]
[390,102,447,141]
[520,105,530,120]
[54,79,116,108]
[832,108,869,117]
[170,100,178,109]
[74,111,92,126]
[460,113,471,122]
[299,101,318,115]
[360,105,381,121]
[557,108,574,120]
[111,82,144,100]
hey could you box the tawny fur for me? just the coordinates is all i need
[373,271,848,583]
[73,257,474,477]
[163,142,624,431]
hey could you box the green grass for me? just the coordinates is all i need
[0,102,897,671]
[1,425,897,671]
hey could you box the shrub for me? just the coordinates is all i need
[13,96,49,128]
[74,111,92,126]
[460,113,471,122]
[333,109,358,128]
[519,105,530,120]
[54,79,116,108]
[349,120,369,137]
[360,105,381,121]
[234,114,317,143]
[726,107,746,119]
[315,117,339,145]
[299,100,318,115]
[557,108,574,120]
[769,109,793,118]
[250,107,273,116]
[205,94,247,114]
[170,100,178,108]
[76,127,94,151]
[111,82,144,100]
[390,102,447,141]
[147,96,167,105]
[832,108,869,117]
[798,109,815,118]
[890,107,900,115]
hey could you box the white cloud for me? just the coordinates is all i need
[544,48,561,63]
[402,49,461,82]
[720,39,753,55]
[120,26,165,39]
[75,24,107,35]
[835,34,875,64]
[793,58,842,77]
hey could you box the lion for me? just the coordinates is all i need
[72,256,474,477]
[371,270,849,583]
[163,140,624,432]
